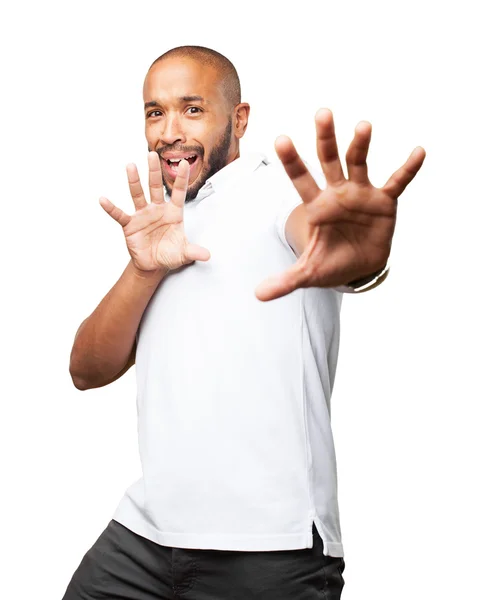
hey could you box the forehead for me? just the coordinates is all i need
[143,57,223,105]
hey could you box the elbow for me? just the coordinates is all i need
[69,346,94,390]
[69,363,118,391]
[69,358,91,391]
[70,369,89,391]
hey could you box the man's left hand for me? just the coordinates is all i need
[255,108,426,301]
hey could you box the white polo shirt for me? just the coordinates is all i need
[112,152,345,557]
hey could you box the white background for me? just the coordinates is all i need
[1,1,478,598]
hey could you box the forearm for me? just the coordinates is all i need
[69,259,168,390]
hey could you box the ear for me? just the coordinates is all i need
[233,103,250,139]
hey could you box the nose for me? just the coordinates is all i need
[159,113,186,146]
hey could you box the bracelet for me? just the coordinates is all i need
[341,263,390,293]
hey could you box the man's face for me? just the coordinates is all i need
[143,58,235,202]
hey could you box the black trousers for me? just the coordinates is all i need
[61,519,345,599]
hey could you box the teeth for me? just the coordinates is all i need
[168,155,196,164]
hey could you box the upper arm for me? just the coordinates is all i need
[284,202,309,258]
[277,160,324,258]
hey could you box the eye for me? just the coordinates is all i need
[186,106,202,115]
[147,110,162,119]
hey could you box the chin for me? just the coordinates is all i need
[185,183,204,202]
[164,180,202,203]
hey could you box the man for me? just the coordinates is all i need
[63,45,425,599]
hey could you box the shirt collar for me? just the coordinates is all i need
[205,151,270,195]
[166,152,270,204]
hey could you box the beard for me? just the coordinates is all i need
[153,117,233,203]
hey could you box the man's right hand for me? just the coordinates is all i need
[99,152,210,272]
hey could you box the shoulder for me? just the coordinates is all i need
[258,155,326,191]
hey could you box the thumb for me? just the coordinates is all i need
[255,265,306,302]
[99,196,131,228]
[185,243,211,263]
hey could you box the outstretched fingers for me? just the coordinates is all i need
[345,121,372,184]
[126,163,148,210]
[275,136,321,205]
[148,151,165,204]
[315,108,345,185]
[382,147,426,199]
[170,159,190,208]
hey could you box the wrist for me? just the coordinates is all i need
[347,264,388,288]
[337,263,390,293]
[130,261,170,281]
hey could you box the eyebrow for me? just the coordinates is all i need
[144,96,207,110]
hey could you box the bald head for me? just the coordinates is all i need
[143,45,250,202]
[149,45,241,111]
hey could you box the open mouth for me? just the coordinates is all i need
[162,154,200,181]
[165,154,197,169]
[166,154,196,165]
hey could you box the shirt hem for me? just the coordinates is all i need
[112,504,344,555]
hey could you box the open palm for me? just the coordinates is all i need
[99,153,210,272]
[256,109,426,300]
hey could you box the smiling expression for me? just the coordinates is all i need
[143,57,249,202]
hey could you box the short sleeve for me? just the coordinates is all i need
[274,159,326,253]
[275,190,303,253]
